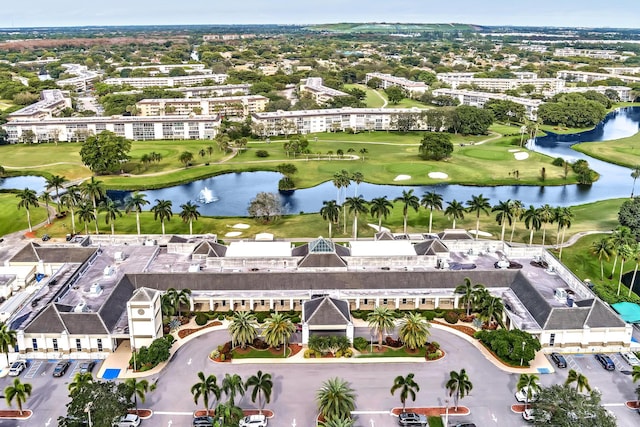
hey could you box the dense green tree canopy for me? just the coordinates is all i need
[531,385,616,426]
[58,381,132,427]
[618,197,640,241]
[538,93,607,128]
[451,105,494,135]
[474,329,541,366]
[79,131,132,175]
[483,99,526,123]
[419,132,453,160]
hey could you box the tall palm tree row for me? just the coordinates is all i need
[444,199,465,229]
[221,373,246,407]
[367,306,396,350]
[492,199,513,242]
[394,189,420,234]
[75,201,96,235]
[40,192,53,225]
[522,205,542,246]
[151,199,173,235]
[316,377,357,422]
[262,313,295,351]
[397,313,431,350]
[125,192,149,236]
[446,369,473,411]
[369,196,393,232]
[516,373,541,406]
[191,371,221,415]
[246,370,273,415]
[344,196,368,240]
[4,378,32,415]
[100,198,122,235]
[590,237,614,281]
[179,201,201,235]
[564,369,591,393]
[421,191,443,234]
[60,185,81,235]
[320,200,341,239]
[228,311,258,349]
[124,377,150,412]
[81,177,105,234]
[16,188,39,232]
[45,174,67,211]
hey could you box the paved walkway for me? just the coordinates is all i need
[99,317,554,380]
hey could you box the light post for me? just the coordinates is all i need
[370,332,375,353]
[520,341,526,366]
[444,398,450,426]
[85,401,93,427]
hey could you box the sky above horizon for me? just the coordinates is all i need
[1,0,639,29]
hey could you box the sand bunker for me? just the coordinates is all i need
[225,231,242,237]
[469,229,492,237]
[393,175,411,181]
[514,152,530,160]
[232,223,250,229]
[508,149,520,153]
[428,172,449,179]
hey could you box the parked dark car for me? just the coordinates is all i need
[398,412,427,426]
[192,416,214,426]
[595,353,615,371]
[52,360,70,377]
[79,361,95,373]
[550,352,567,368]
[41,234,50,241]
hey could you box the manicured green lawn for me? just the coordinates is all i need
[428,417,445,427]
[343,84,386,108]
[0,192,49,236]
[357,346,426,358]
[0,100,14,110]
[573,130,640,169]
[232,347,290,359]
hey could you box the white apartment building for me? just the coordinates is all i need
[557,85,633,102]
[136,95,268,118]
[517,44,548,53]
[114,63,207,74]
[7,89,72,121]
[553,48,631,61]
[55,64,100,92]
[602,67,640,76]
[252,107,427,136]
[103,74,228,88]
[364,72,429,94]
[557,70,640,85]
[432,88,542,120]
[2,115,221,143]
[299,77,349,105]
[437,72,565,95]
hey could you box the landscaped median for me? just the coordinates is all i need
[0,410,32,420]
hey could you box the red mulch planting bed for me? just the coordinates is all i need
[391,406,470,416]
[194,409,274,418]
[128,409,152,418]
[24,232,36,239]
[0,410,32,419]
[431,320,477,337]
[178,321,222,339]
[626,401,640,409]
[511,404,531,413]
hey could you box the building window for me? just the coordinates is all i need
[221,300,226,307]
[383,299,388,305]
[32,339,38,351]
[53,339,58,352]
[241,300,245,306]
[75,339,82,351]
[280,300,284,306]
[363,299,368,305]
[260,300,265,306]
[402,298,407,305]
[549,334,555,346]
[421,298,426,304]
[97,339,103,352]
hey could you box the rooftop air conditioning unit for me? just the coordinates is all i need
[90,283,102,295]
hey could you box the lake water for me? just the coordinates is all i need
[3,107,639,216]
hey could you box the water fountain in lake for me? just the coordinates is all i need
[197,187,218,204]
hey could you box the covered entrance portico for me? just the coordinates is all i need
[301,296,354,345]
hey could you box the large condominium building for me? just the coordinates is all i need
[2,115,220,143]
[114,64,207,75]
[553,48,632,61]
[251,107,427,136]
[136,95,268,119]
[299,77,349,105]
[103,74,228,88]
[174,84,251,98]
[437,72,565,95]
[55,64,100,92]
[557,85,633,102]
[557,70,640,85]
[7,89,72,121]
[603,67,640,76]
[431,88,542,120]
[364,73,428,95]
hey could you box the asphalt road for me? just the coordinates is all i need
[0,328,638,427]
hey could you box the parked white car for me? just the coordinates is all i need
[8,360,28,376]
[239,415,267,427]
[515,386,539,403]
[620,352,640,366]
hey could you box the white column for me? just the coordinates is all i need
[375,297,380,307]
[346,323,354,343]
[269,299,274,310]
[395,298,400,309]
[209,298,214,311]
[415,298,420,309]
[302,324,310,345]
[355,298,360,309]
[434,297,440,308]
[289,298,294,310]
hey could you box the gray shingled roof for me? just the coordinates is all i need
[544,307,590,330]
[24,304,65,334]
[375,231,395,241]
[9,243,41,263]
[292,239,350,257]
[298,253,348,268]
[10,243,96,264]
[99,277,135,332]
[510,272,551,328]
[438,230,473,240]
[129,287,157,303]
[585,299,627,328]
[193,241,227,257]
[304,297,351,326]
[414,239,449,256]
[60,313,109,335]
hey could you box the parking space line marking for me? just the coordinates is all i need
[351,411,391,415]
[154,411,193,416]
[24,360,43,379]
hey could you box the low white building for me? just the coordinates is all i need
[557,70,640,85]
[299,77,349,105]
[365,72,428,95]
[432,88,542,120]
[136,95,268,118]
[7,89,72,121]
[437,72,565,95]
[103,73,228,88]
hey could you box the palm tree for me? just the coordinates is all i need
[455,277,475,316]
[538,204,554,246]
[191,372,221,415]
[246,370,273,415]
[75,201,95,235]
[174,288,192,317]
[632,365,640,383]
[4,378,32,415]
[421,191,443,234]
[556,207,574,260]
[180,201,200,235]
[0,322,17,367]
[591,237,614,281]
[609,226,634,279]
[479,295,505,328]
[60,185,81,234]
[617,244,633,296]
[516,373,540,406]
[222,373,246,407]
[492,199,513,242]
[628,243,640,298]
[81,177,105,234]
[229,311,258,349]
[394,189,420,234]
[398,313,430,350]
[344,196,369,240]
[338,170,351,233]
[369,196,393,232]
[125,192,149,236]
[631,165,640,197]
[16,188,39,232]
[367,306,396,350]
[351,172,364,196]
[151,199,173,235]
[565,369,591,393]
[262,313,295,351]
[471,284,490,313]
[316,377,356,422]
[446,369,472,411]
[522,205,542,245]
[179,151,194,167]
[391,373,420,413]
[214,401,244,427]
[320,200,341,239]
[444,199,465,229]
[509,200,524,243]
[40,192,53,225]
[45,174,67,211]
[359,147,368,161]
[68,372,93,394]
[466,194,491,240]
[124,377,149,412]
[100,198,122,235]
